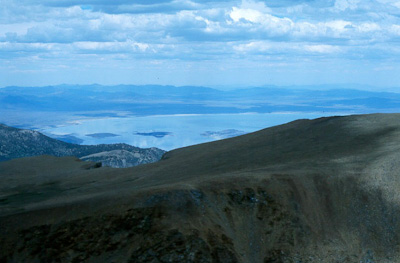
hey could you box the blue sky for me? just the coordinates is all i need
[1,0,400,89]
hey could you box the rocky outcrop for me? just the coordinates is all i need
[80,149,164,168]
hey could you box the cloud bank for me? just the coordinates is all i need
[1,0,400,87]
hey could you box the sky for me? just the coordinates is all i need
[1,0,400,89]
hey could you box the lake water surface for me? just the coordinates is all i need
[42,112,346,151]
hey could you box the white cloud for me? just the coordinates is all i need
[334,0,360,11]
[0,42,53,50]
[2,0,400,87]
[233,41,342,55]
[391,24,400,35]
[324,20,353,33]
[376,0,400,8]
[230,7,264,23]
[233,41,271,52]
[72,41,160,53]
[304,44,341,53]
[357,22,381,32]
[229,5,295,37]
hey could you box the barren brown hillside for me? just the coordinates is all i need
[2,113,400,262]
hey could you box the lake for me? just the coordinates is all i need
[42,112,347,151]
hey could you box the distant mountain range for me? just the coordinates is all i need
[2,84,400,129]
[0,123,165,168]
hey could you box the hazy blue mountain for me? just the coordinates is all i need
[2,84,400,129]
[2,84,400,113]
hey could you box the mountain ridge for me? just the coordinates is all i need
[1,113,400,262]
[0,123,165,168]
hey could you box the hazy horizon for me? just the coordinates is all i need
[1,83,400,93]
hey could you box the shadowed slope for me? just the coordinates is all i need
[132,113,400,182]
